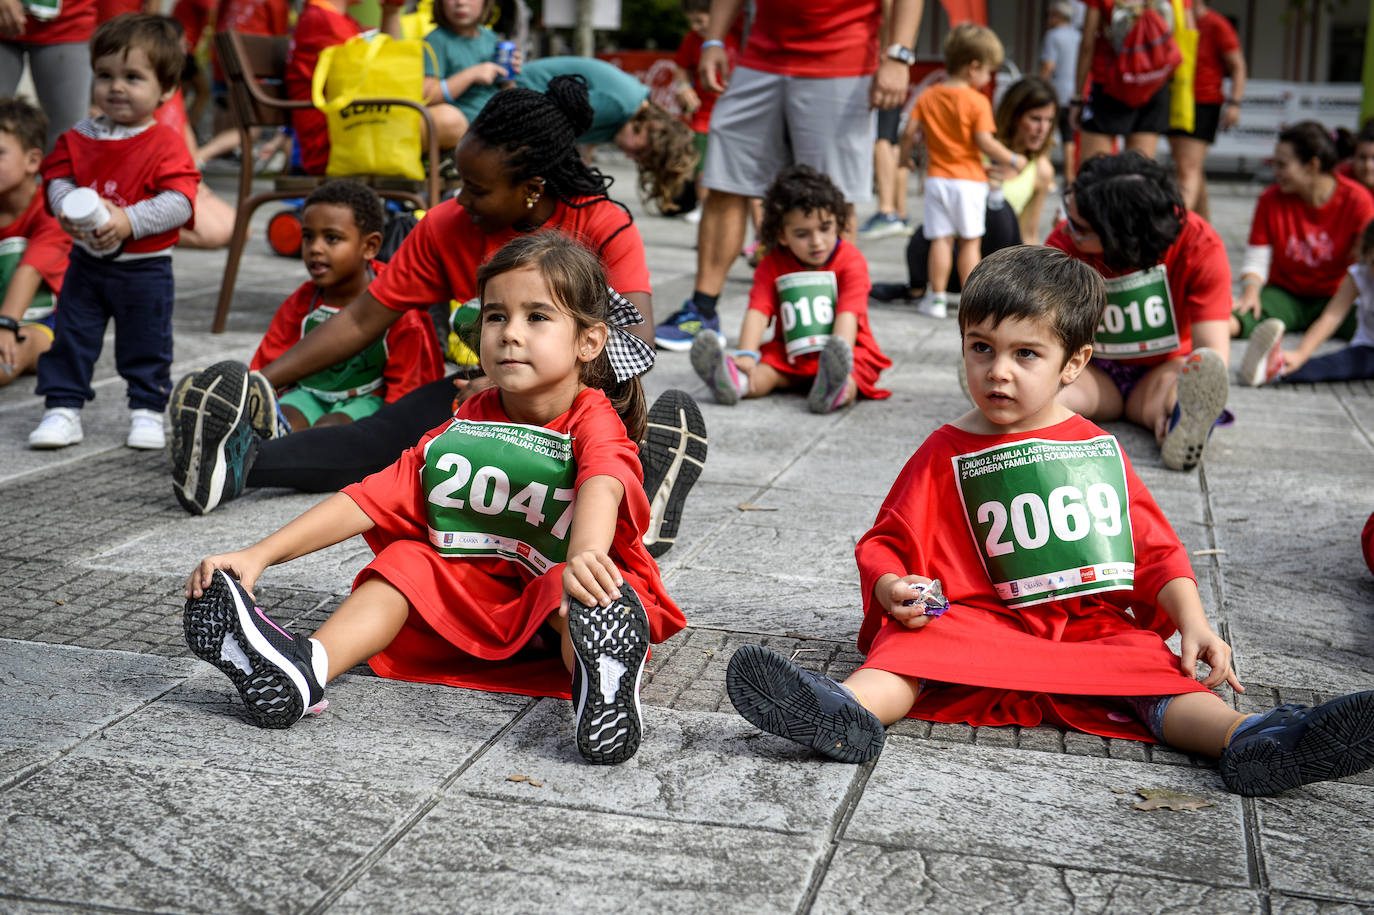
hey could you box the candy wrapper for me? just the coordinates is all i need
[901,579,949,617]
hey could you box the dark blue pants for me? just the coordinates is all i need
[37,249,174,411]
[1282,344,1374,383]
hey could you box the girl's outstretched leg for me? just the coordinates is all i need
[312,577,412,680]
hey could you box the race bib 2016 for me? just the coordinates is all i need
[776,270,837,362]
[1094,264,1180,359]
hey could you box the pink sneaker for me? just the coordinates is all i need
[1239,318,1286,387]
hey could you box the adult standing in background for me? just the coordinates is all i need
[654,0,924,350]
[1038,0,1081,181]
[0,0,96,150]
[1166,0,1244,220]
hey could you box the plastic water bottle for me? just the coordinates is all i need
[987,185,1006,211]
[61,187,110,234]
[493,41,516,79]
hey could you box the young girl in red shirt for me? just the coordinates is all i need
[182,232,684,766]
[689,163,891,414]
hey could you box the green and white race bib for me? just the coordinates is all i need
[776,271,837,361]
[0,238,55,322]
[297,302,387,401]
[422,419,578,576]
[953,435,1135,607]
[1093,264,1180,359]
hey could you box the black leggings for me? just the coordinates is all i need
[905,203,1022,294]
[247,374,459,492]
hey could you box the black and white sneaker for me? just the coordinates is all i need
[568,585,651,764]
[726,644,885,763]
[170,360,259,515]
[640,389,708,558]
[184,569,325,728]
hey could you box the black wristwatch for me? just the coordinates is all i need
[886,44,915,65]
[0,315,19,334]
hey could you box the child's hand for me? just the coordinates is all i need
[0,327,20,376]
[0,0,25,37]
[452,372,496,408]
[879,573,938,629]
[185,551,267,600]
[1179,625,1245,693]
[1232,290,1262,320]
[677,85,701,112]
[560,550,624,614]
[87,204,132,252]
[1279,349,1303,373]
[466,62,509,87]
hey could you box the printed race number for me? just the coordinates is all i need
[977,483,1123,557]
[1099,295,1169,335]
[781,294,834,332]
[427,453,576,539]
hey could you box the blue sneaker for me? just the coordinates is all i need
[858,212,908,240]
[1219,691,1374,796]
[170,360,259,515]
[655,302,720,352]
[726,644,885,763]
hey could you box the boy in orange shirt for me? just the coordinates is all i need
[902,23,1023,319]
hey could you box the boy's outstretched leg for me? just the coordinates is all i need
[1219,691,1374,797]
[184,569,325,728]
[639,390,708,558]
[726,645,885,763]
[563,584,652,765]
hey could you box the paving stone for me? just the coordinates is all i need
[0,754,426,914]
[846,736,1249,884]
[1255,780,1374,901]
[664,568,864,642]
[332,794,826,915]
[1269,895,1374,914]
[812,843,1261,914]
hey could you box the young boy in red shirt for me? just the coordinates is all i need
[0,97,71,387]
[725,245,1374,798]
[32,14,198,450]
[248,181,442,432]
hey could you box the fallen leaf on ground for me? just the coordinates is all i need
[737,502,778,511]
[1190,549,1226,556]
[1131,787,1214,811]
[506,774,543,787]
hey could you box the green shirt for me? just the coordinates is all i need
[514,57,648,145]
[424,25,500,121]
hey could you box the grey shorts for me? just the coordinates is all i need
[702,65,875,203]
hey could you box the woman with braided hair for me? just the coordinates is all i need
[169,74,708,559]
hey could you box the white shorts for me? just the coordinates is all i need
[702,65,876,202]
[922,177,988,240]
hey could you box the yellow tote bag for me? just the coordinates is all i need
[311,34,427,181]
[1168,0,1198,133]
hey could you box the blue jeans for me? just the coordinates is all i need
[1282,344,1374,383]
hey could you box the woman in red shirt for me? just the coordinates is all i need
[1166,0,1245,220]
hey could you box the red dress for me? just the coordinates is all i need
[748,240,891,399]
[342,387,686,698]
[854,415,1213,742]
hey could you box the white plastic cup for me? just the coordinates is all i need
[61,187,110,233]
[987,186,1006,211]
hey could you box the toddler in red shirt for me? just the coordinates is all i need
[182,232,684,766]
[689,164,890,414]
[247,181,442,432]
[31,14,198,451]
[725,245,1374,798]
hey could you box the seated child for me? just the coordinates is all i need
[1241,220,1374,386]
[0,97,71,387]
[688,163,891,414]
[422,0,518,132]
[724,245,1374,797]
[248,181,442,432]
[181,232,686,765]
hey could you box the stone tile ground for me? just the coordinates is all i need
[0,160,1370,913]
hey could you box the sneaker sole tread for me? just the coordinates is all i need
[1220,691,1374,796]
[171,362,251,514]
[569,590,651,764]
[641,391,708,558]
[1161,350,1228,472]
[1237,318,1285,387]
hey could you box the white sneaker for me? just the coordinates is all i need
[29,407,83,449]
[127,408,166,450]
[682,207,702,225]
[916,294,948,319]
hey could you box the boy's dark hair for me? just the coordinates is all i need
[304,180,386,238]
[1071,151,1185,273]
[943,22,1004,74]
[758,163,849,247]
[91,14,184,92]
[958,245,1105,362]
[1278,120,1339,173]
[476,231,647,443]
[681,0,710,13]
[433,0,495,34]
[0,96,47,153]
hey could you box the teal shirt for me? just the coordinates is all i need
[424,25,500,121]
[513,57,649,145]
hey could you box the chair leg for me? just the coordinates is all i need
[212,204,255,333]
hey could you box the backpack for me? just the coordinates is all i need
[1101,0,1182,107]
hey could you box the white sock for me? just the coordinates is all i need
[308,637,329,686]
[931,292,947,305]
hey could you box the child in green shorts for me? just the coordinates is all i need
[248,181,442,432]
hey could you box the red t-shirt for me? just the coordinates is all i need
[12,0,96,45]
[1192,9,1239,104]
[172,0,216,52]
[95,0,142,23]
[40,122,200,253]
[1045,210,1232,365]
[673,28,739,134]
[286,0,363,176]
[0,186,71,295]
[370,195,650,312]
[154,88,190,140]
[344,386,686,698]
[748,240,890,398]
[250,262,444,403]
[1247,174,1374,298]
[738,0,882,79]
[854,415,1210,740]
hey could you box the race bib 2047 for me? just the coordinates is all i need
[953,435,1135,607]
[1094,263,1180,359]
[422,419,578,576]
[776,270,837,362]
